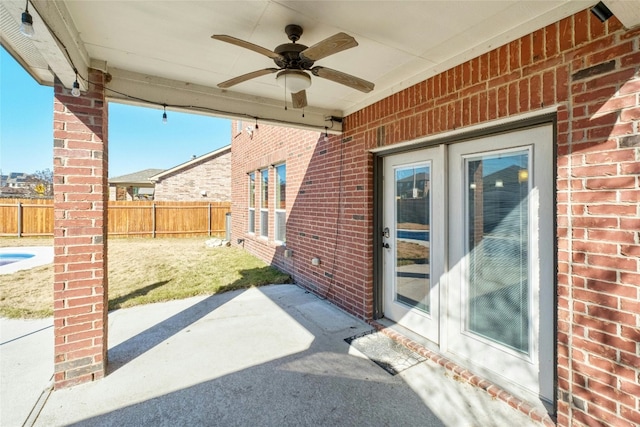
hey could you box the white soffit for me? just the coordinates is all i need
[604,0,640,29]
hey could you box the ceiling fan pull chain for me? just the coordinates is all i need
[284,74,288,110]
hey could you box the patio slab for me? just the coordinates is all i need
[0,317,53,427]
[3,284,543,426]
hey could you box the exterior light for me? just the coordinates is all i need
[162,105,168,124]
[276,70,311,93]
[71,80,81,97]
[20,0,34,37]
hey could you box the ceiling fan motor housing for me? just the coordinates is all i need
[274,43,314,69]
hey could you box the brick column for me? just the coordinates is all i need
[52,69,109,388]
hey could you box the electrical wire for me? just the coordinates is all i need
[323,132,345,300]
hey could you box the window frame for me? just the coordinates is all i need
[274,163,286,243]
[248,172,255,234]
[260,168,269,238]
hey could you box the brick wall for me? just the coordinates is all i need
[52,69,109,389]
[232,9,639,426]
[154,148,231,201]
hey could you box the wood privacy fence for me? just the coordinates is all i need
[0,199,231,238]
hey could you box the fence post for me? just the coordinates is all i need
[17,201,22,238]
[208,203,212,237]
[152,202,156,238]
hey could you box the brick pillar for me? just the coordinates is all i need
[52,69,109,388]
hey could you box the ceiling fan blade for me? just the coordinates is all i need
[218,68,279,89]
[291,90,308,109]
[300,32,358,61]
[311,66,374,93]
[212,35,284,61]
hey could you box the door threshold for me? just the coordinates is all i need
[374,317,441,355]
[369,318,555,425]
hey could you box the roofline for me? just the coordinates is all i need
[149,145,231,181]
[108,168,166,184]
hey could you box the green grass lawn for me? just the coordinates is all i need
[0,237,290,318]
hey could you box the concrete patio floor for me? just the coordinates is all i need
[1,284,543,426]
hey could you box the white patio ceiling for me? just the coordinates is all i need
[2,1,638,131]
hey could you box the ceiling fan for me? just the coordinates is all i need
[212,25,374,109]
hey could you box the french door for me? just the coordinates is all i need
[382,146,444,343]
[382,124,553,403]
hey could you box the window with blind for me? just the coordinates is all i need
[275,164,286,243]
[248,172,255,233]
[260,169,268,238]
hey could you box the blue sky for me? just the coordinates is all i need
[0,48,231,178]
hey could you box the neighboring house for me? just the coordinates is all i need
[150,145,231,202]
[0,172,30,198]
[0,172,53,198]
[231,11,640,426]
[108,169,164,200]
[5,172,29,188]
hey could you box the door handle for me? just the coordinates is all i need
[382,242,390,249]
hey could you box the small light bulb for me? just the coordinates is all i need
[71,80,81,97]
[20,11,34,37]
[162,105,168,124]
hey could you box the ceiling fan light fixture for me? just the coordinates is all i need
[276,70,311,93]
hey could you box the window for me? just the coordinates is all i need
[465,150,530,353]
[275,164,286,242]
[248,172,255,233]
[260,169,269,238]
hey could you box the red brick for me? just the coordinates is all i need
[588,305,637,326]
[588,229,636,243]
[545,23,558,58]
[559,16,573,51]
[588,204,637,216]
[586,176,636,190]
[585,280,637,299]
[587,42,634,66]
[573,10,590,46]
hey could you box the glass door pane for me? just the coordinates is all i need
[384,147,441,343]
[465,150,530,353]
[395,164,431,313]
